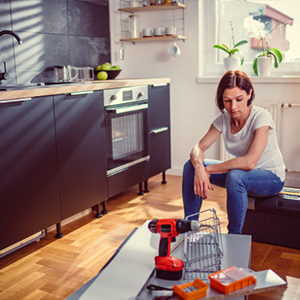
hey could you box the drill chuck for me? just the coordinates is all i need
[176,219,200,234]
[190,220,201,231]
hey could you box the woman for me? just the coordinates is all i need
[182,70,285,234]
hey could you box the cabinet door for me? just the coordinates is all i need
[148,84,171,178]
[0,96,60,250]
[54,91,107,219]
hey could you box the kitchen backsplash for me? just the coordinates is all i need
[0,0,110,85]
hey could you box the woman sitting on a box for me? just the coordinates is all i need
[182,70,285,234]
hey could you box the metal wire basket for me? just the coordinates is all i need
[183,208,224,281]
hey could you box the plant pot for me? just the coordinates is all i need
[257,56,272,77]
[224,56,239,71]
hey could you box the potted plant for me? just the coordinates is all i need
[252,46,283,77]
[213,40,248,68]
[243,16,283,76]
[213,21,248,71]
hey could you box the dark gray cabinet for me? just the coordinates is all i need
[53,91,107,219]
[148,84,171,178]
[0,96,60,250]
[0,83,171,251]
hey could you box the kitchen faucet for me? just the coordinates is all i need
[0,30,22,83]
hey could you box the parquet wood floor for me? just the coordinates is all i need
[0,174,299,299]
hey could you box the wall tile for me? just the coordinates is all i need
[1,0,110,86]
[14,31,70,72]
[0,0,12,30]
[74,0,108,6]
[69,36,110,67]
[67,0,109,37]
[11,0,68,34]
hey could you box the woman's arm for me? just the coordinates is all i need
[206,126,270,175]
[191,124,221,199]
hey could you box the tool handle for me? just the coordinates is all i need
[158,236,171,257]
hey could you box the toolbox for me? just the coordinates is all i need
[173,278,209,300]
[208,266,256,295]
[243,187,300,249]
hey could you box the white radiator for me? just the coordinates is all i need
[219,103,282,161]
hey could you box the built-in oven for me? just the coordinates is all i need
[104,86,150,196]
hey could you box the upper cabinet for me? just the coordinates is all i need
[119,2,186,43]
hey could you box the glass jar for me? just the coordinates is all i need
[129,14,139,38]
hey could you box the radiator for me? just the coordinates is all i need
[219,103,282,161]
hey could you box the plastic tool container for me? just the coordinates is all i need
[209,266,256,294]
[173,278,209,300]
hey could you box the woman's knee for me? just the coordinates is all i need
[225,169,246,188]
[183,159,194,176]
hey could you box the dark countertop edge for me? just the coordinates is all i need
[0,78,171,101]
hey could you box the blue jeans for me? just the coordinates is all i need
[182,159,284,234]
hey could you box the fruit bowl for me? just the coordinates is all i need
[106,70,121,80]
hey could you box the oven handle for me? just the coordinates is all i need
[106,103,148,114]
[150,126,168,134]
[107,155,150,177]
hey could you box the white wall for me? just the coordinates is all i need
[109,0,300,175]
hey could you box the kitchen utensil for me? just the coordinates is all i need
[129,15,139,38]
[66,65,79,81]
[120,44,125,60]
[131,0,141,7]
[169,42,181,56]
[79,67,94,81]
[143,28,153,37]
[154,27,165,36]
[166,25,176,36]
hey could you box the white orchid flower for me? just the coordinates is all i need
[243,16,268,39]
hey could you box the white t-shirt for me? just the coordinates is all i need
[212,105,285,182]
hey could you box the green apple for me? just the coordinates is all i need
[101,62,112,71]
[95,65,102,71]
[97,71,108,80]
[111,65,121,70]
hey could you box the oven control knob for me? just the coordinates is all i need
[110,94,117,101]
[137,92,144,99]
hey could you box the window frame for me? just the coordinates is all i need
[200,0,300,77]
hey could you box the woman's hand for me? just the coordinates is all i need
[193,166,213,199]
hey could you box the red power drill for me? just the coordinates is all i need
[148,218,200,280]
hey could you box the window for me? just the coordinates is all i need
[202,0,300,77]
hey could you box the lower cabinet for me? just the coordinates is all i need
[0,96,60,250]
[148,84,171,178]
[53,91,107,219]
[0,83,171,251]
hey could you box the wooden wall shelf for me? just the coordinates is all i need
[120,35,186,43]
[118,3,186,13]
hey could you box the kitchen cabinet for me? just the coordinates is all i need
[148,83,171,179]
[119,2,186,43]
[0,96,60,250]
[0,79,171,253]
[54,91,107,220]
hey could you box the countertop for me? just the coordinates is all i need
[0,78,171,101]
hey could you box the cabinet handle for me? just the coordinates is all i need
[152,83,167,87]
[106,103,148,114]
[150,126,168,134]
[70,91,94,96]
[0,97,32,103]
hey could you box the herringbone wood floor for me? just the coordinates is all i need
[0,175,299,299]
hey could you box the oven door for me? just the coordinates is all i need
[106,101,149,176]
